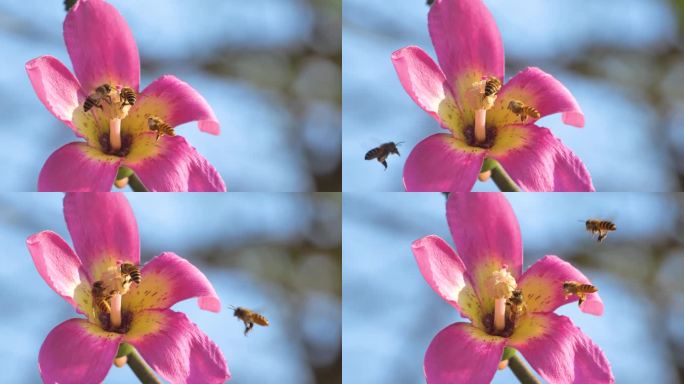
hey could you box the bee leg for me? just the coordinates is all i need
[578,295,586,306]
[244,322,254,336]
[381,160,388,170]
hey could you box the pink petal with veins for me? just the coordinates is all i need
[428,0,504,87]
[25,55,83,134]
[518,255,604,316]
[499,67,584,127]
[126,309,230,384]
[509,313,614,384]
[124,252,221,313]
[137,75,220,135]
[412,235,473,317]
[446,192,523,277]
[424,322,505,384]
[38,142,122,192]
[64,0,140,91]
[403,133,485,192]
[491,124,595,192]
[124,134,226,192]
[391,46,448,124]
[39,318,122,384]
[63,192,140,273]
[26,231,84,310]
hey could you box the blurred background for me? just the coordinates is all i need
[344,193,684,384]
[0,193,341,383]
[343,0,684,191]
[0,0,341,191]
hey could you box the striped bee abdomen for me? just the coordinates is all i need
[120,87,136,107]
[120,262,141,284]
[483,77,501,97]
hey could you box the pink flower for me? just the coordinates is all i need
[412,193,613,383]
[26,0,226,192]
[392,0,594,192]
[27,193,230,383]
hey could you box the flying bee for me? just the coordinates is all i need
[120,262,141,285]
[506,289,527,322]
[231,306,269,336]
[507,100,541,122]
[91,280,112,315]
[483,77,501,98]
[585,219,616,243]
[145,114,176,141]
[365,142,402,170]
[563,281,598,305]
[83,83,114,112]
[119,87,136,108]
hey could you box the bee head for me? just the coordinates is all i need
[562,282,573,290]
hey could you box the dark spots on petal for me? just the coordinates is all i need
[464,125,497,149]
[99,134,133,157]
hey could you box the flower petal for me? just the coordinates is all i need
[391,46,448,123]
[124,133,226,192]
[403,133,486,192]
[494,67,584,128]
[126,75,220,135]
[446,192,523,312]
[518,255,604,316]
[26,231,86,310]
[38,142,122,192]
[446,192,523,276]
[490,124,595,192]
[424,322,505,384]
[39,318,122,384]
[123,252,221,313]
[412,235,481,323]
[63,192,140,279]
[25,55,83,133]
[509,313,614,384]
[126,309,230,384]
[428,0,504,97]
[64,0,140,91]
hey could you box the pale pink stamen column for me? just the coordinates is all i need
[490,266,516,332]
[109,119,122,152]
[110,293,122,328]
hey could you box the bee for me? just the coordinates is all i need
[91,280,112,315]
[231,306,269,336]
[145,114,176,141]
[120,262,141,285]
[483,77,501,98]
[119,87,136,108]
[507,100,541,122]
[585,219,616,243]
[365,142,402,169]
[83,83,114,112]
[562,281,598,305]
[506,289,527,322]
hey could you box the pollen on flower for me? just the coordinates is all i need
[489,266,517,299]
[85,83,136,154]
[91,264,137,333]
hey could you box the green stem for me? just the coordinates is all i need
[508,354,541,384]
[490,162,521,192]
[64,0,77,11]
[126,347,161,384]
[128,174,149,192]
